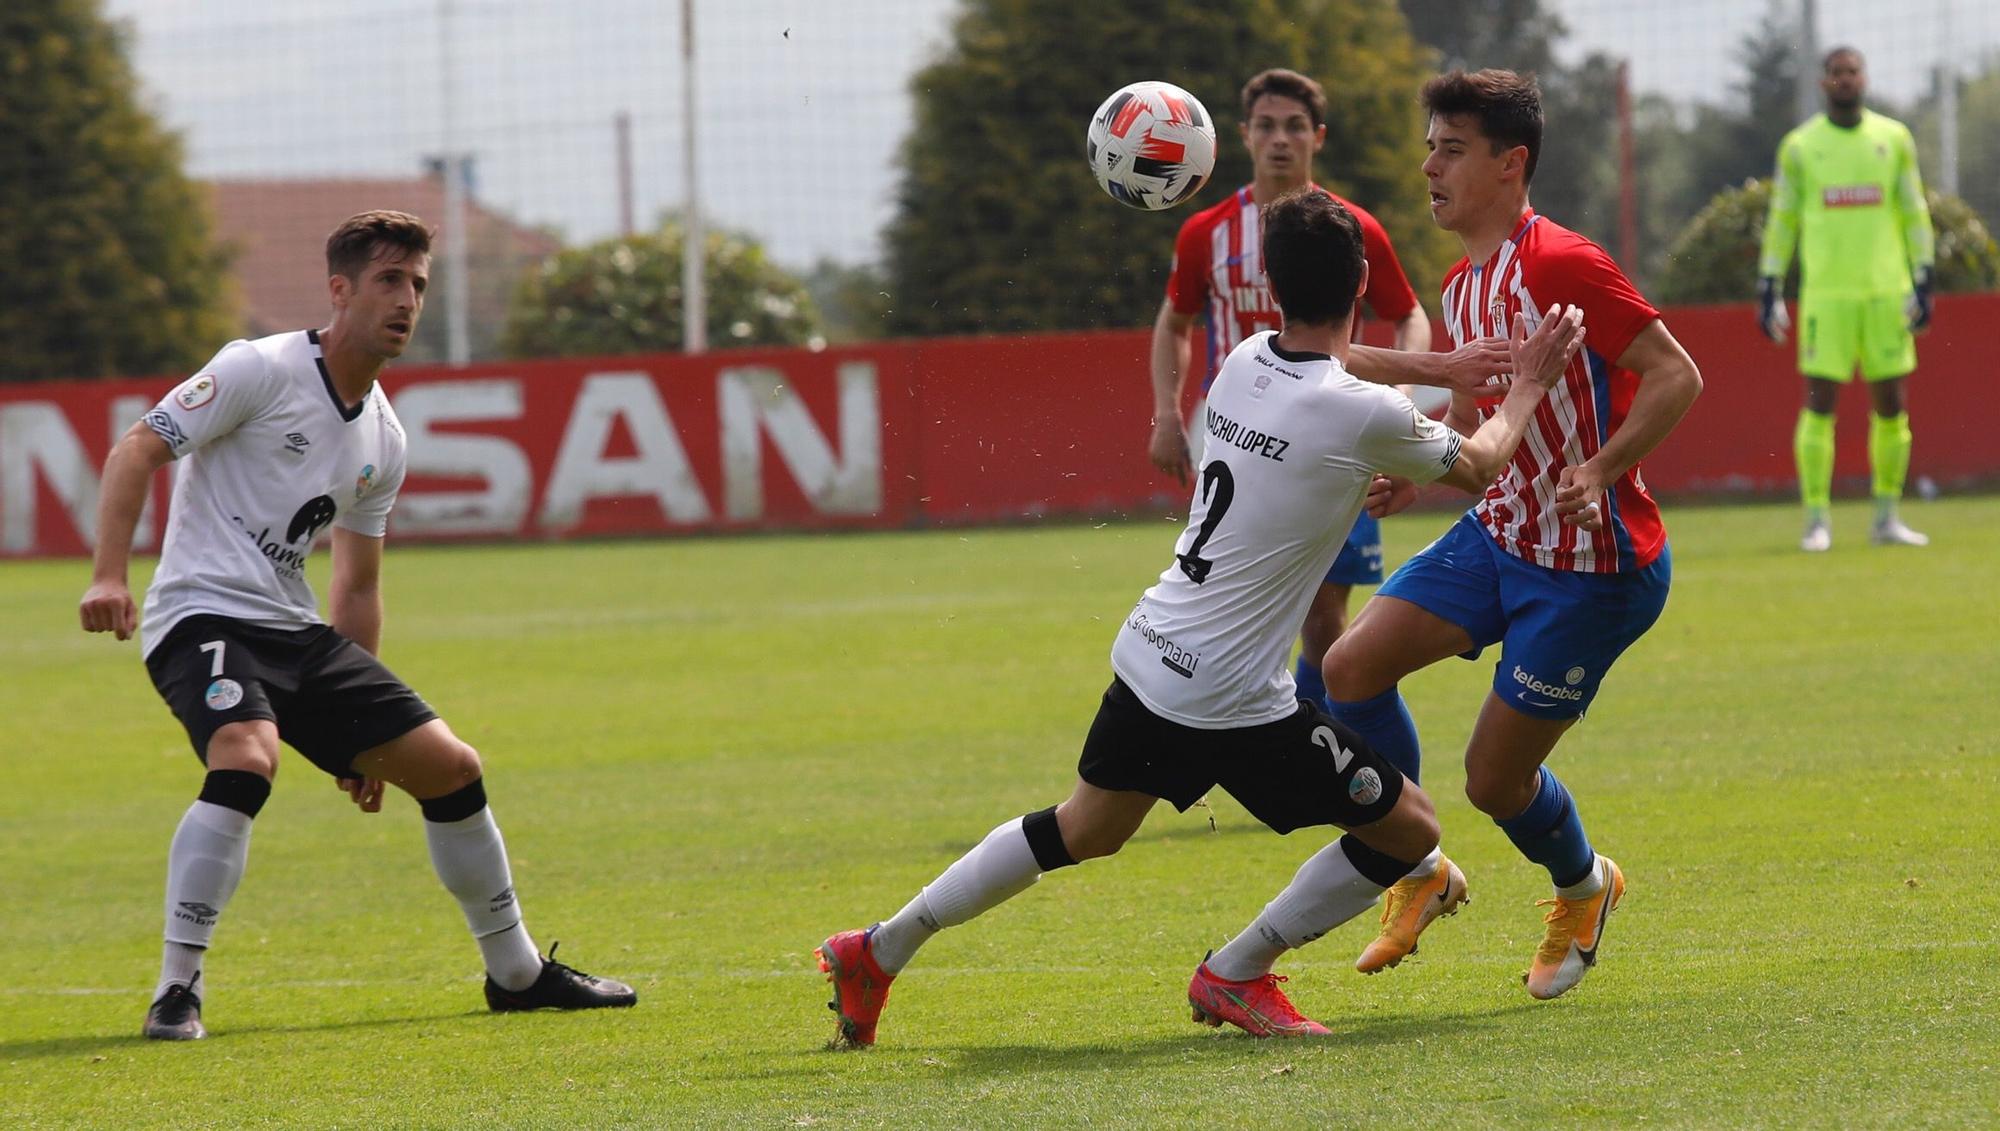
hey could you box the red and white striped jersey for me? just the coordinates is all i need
[1167,185,1419,386]
[1441,211,1665,574]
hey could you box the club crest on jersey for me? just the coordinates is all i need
[177,375,217,410]
[355,463,376,499]
[205,679,244,711]
[1348,766,1384,807]
[1488,296,1508,327]
[1251,373,1272,397]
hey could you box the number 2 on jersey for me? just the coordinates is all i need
[1175,460,1235,584]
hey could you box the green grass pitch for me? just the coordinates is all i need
[3,497,1996,1127]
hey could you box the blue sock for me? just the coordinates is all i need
[1494,769,1596,888]
[1327,687,1421,784]
[1293,654,1332,713]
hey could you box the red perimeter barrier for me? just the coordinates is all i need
[2,295,1993,558]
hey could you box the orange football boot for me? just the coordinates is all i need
[1525,854,1625,1000]
[1355,855,1469,974]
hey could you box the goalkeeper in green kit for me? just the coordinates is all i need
[1758,46,1934,551]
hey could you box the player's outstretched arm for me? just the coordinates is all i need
[1147,298,1196,485]
[1436,306,1585,492]
[1350,337,1511,397]
[1555,319,1703,529]
[1387,304,1437,410]
[1392,304,1433,354]
[79,422,174,641]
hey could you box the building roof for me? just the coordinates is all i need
[205,178,562,351]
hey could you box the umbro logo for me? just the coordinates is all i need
[174,901,221,925]
[284,432,311,454]
[144,410,188,450]
[488,886,517,912]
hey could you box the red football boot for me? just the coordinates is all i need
[816,927,895,1047]
[1187,959,1331,1037]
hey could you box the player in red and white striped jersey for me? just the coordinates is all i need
[1147,69,1466,715]
[1323,70,1703,1000]
[1437,209,1666,572]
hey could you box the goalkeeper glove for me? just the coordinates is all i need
[1907,267,1935,332]
[1757,276,1790,344]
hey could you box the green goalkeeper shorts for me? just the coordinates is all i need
[1798,291,1916,381]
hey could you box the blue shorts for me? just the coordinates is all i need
[1325,511,1384,587]
[1376,514,1671,720]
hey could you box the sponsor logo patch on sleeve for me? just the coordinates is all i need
[176,374,218,410]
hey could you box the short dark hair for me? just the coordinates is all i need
[326,210,434,281]
[1420,68,1544,183]
[1823,46,1863,72]
[1241,68,1327,129]
[1261,189,1364,328]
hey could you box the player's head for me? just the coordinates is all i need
[325,210,433,359]
[1821,47,1866,112]
[1261,189,1368,330]
[1240,69,1327,186]
[1419,69,1542,232]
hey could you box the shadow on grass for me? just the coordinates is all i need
[0,1008,482,1062]
[740,1000,1541,1083]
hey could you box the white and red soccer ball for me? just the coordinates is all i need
[1086,81,1217,211]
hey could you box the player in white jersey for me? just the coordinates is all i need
[815,190,1584,1045]
[79,211,634,1040]
[1148,67,1510,720]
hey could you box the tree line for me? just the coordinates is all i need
[4,0,1993,381]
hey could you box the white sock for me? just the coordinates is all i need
[475,923,542,991]
[156,943,205,1003]
[424,807,542,991]
[1207,838,1387,982]
[157,801,254,1000]
[1403,846,1444,883]
[1556,854,1606,900]
[869,816,1043,975]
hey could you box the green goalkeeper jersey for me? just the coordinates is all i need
[1759,109,1934,298]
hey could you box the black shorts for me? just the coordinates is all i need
[145,614,439,778]
[1076,677,1405,834]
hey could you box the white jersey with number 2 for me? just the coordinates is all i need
[1111,331,1463,728]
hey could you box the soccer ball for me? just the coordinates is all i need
[1086,81,1217,211]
